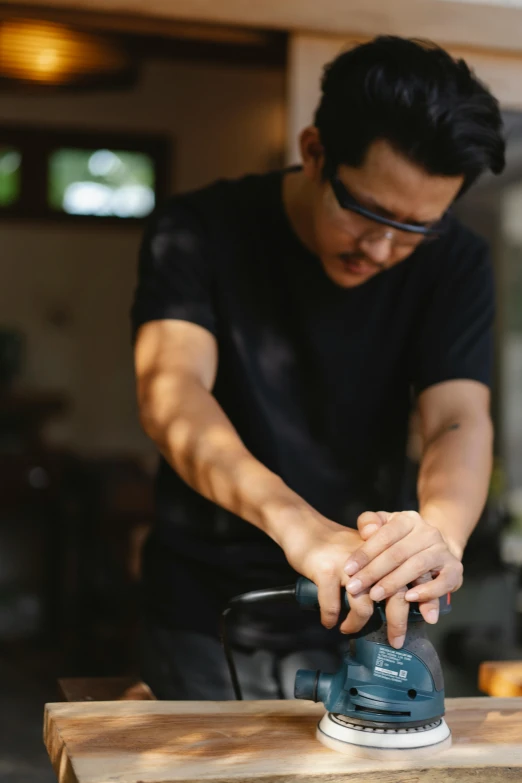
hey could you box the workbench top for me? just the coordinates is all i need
[44,697,522,783]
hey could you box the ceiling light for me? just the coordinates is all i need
[0,18,133,87]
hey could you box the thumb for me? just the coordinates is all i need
[357,510,391,540]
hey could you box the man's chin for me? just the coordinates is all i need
[321,257,379,288]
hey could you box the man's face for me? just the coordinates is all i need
[303,136,464,288]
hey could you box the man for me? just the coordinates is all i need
[132,36,505,699]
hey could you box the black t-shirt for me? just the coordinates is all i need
[131,168,493,642]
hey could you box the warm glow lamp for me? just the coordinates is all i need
[0,18,134,87]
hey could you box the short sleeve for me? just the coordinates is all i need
[412,239,495,395]
[131,196,216,342]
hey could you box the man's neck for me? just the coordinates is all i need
[282,169,318,256]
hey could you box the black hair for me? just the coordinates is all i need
[315,36,505,194]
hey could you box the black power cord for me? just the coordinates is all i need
[220,585,296,700]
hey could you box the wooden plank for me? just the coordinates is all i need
[479,661,522,697]
[44,697,522,783]
[57,677,156,702]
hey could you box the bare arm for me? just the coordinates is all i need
[135,318,295,534]
[417,378,493,560]
[342,379,492,615]
[134,319,370,631]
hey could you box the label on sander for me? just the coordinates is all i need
[372,644,413,683]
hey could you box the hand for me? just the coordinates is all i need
[276,506,375,636]
[352,513,443,648]
[343,511,463,634]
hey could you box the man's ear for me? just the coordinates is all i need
[299,126,325,181]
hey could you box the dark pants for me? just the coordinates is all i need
[141,625,343,700]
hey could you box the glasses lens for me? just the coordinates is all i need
[394,230,433,249]
[331,177,444,247]
[363,225,433,249]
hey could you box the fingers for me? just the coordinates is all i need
[405,562,464,603]
[384,588,409,648]
[364,543,442,599]
[371,552,462,602]
[360,547,462,601]
[345,536,431,596]
[316,571,342,629]
[325,514,385,634]
[345,517,452,598]
[357,510,390,540]
[385,574,440,647]
[409,573,440,625]
[344,511,422,577]
[339,587,375,635]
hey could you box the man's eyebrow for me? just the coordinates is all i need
[355,191,438,227]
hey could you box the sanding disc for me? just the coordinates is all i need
[317,712,452,761]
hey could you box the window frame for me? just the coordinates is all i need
[0,123,171,223]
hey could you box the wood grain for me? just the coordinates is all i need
[44,697,522,783]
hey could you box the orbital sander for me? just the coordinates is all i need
[222,576,452,760]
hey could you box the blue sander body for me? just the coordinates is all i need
[222,576,452,759]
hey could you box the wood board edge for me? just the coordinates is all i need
[44,704,80,783]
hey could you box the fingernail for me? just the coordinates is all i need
[392,635,405,649]
[427,609,439,623]
[370,586,385,601]
[344,561,359,576]
[405,591,419,601]
[347,579,363,594]
[364,524,379,536]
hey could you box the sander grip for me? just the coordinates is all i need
[295,576,451,617]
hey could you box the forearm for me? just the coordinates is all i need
[134,324,366,632]
[138,371,309,545]
[417,414,494,560]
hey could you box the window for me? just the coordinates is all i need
[0,125,169,222]
[49,148,156,218]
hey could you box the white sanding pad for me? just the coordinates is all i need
[317,712,452,761]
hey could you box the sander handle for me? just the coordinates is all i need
[295,576,451,617]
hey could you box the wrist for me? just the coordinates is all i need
[218,451,334,550]
[258,491,317,548]
[420,502,466,561]
[261,497,361,558]
[440,534,465,561]
[234,463,308,545]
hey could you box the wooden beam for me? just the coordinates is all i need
[0,4,276,47]
[4,0,522,52]
[0,5,287,68]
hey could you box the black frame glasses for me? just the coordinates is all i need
[329,176,447,240]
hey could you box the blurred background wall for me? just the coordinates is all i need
[0,57,285,455]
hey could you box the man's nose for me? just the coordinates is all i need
[359,236,394,266]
